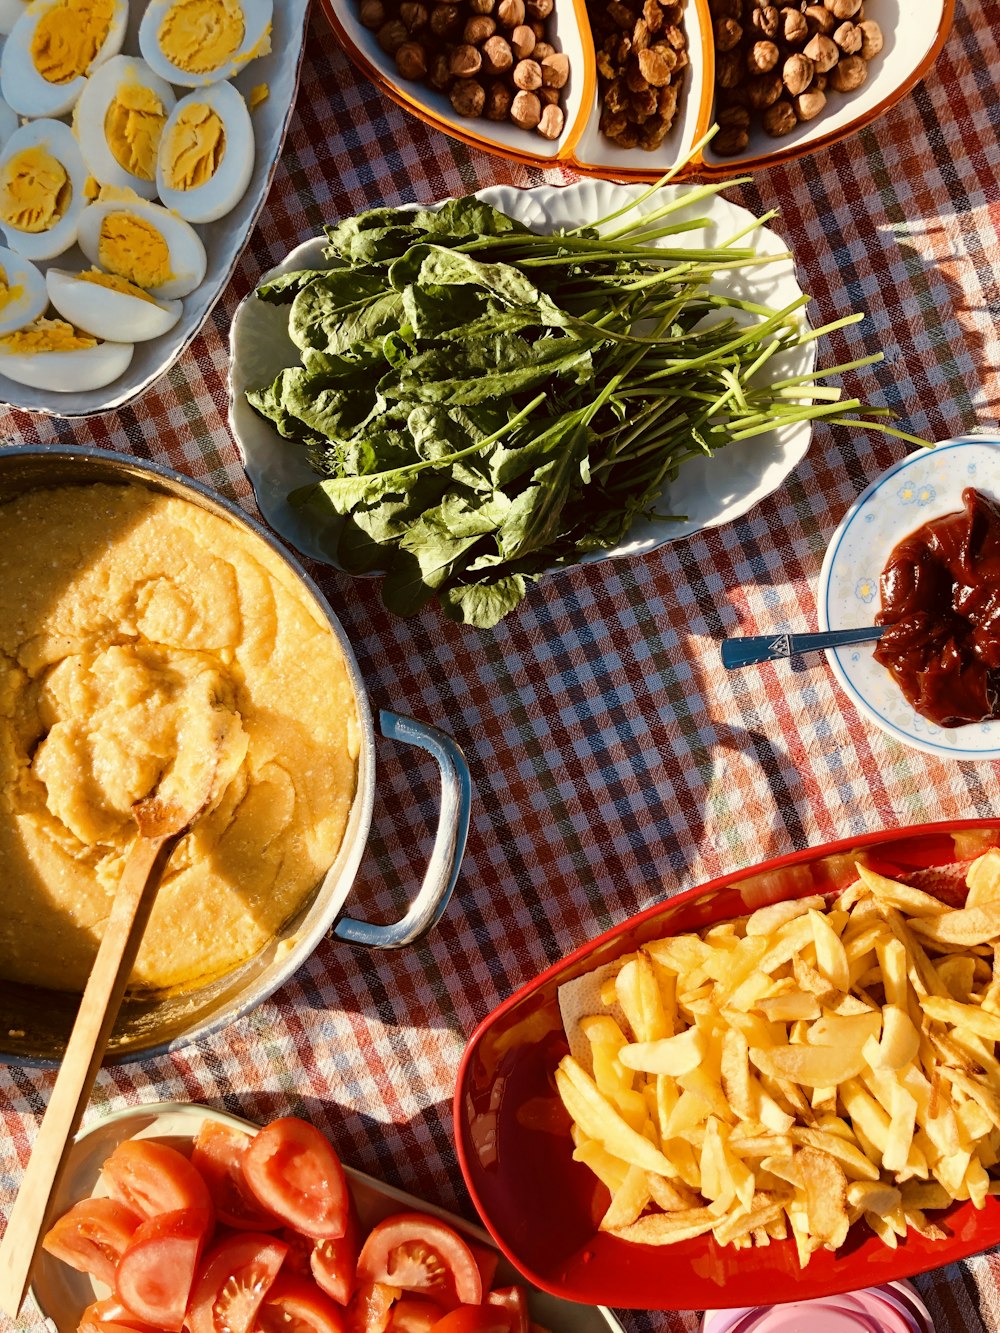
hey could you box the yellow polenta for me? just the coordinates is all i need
[0,483,359,993]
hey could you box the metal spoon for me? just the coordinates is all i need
[721,624,886,669]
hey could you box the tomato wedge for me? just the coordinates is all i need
[42,1197,143,1288]
[345,1282,398,1333]
[78,1298,161,1333]
[356,1215,482,1310]
[387,1297,446,1333]
[468,1244,498,1296]
[428,1311,511,1333]
[114,1207,213,1333]
[310,1204,359,1306]
[242,1118,349,1240]
[486,1289,529,1333]
[280,1228,316,1278]
[256,1274,349,1333]
[101,1140,213,1220]
[186,1231,288,1333]
[192,1120,280,1230]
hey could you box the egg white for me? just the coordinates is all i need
[0,0,28,36]
[0,94,16,151]
[155,81,253,225]
[138,0,271,87]
[76,195,207,299]
[1,0,128,118]
[75,56,176,200]
[0,244,46,332]
[0,119,88,260]
[47,267,182,341]
[0,335,133,389]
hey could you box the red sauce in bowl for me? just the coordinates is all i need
[874,487,1000,727]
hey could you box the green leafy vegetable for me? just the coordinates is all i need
[248,167,925,629]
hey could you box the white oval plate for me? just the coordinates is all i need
[228,178,815,572]
[0,0,309,419]
[30,1101,626,1333]
[817,434,1000,761]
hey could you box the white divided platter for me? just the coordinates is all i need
[0,0,309,418]
[818,434,1000,761]
[30,1101,627,1333]
[228,177,815,572]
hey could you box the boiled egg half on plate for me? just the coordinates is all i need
[75,56,177,200]
[139,0,271,87]
[0,245,134,389]
[156,81,254,223]
[77,188,207,299]
[0,119,88,261]
[1,0,128,118]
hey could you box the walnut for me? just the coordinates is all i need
[822,0,861,17]
[744,71,783,106]
[803,33,838,71]
[484,79,512,117]
[833,20,862,51]
[607,0,636,26]
[395,40,427,78]
[803,4,835,33]
[780,7,808,44]
[541,52,570,86]
[793,86,826,118]
[638,43,676,85]
[449,79,486,115]
[513,57,542,88]
[510,22,535,56]
[750,6,779,37]
[858,19,883,57]
[496,0,524,23]
[747,40,779,73]
[429,4,460,35]
[358,0,384,28]
[716,49,744,87]
[782,52,813,94]
[449,43,482,76]
[762,99,797,134]
[537,102,564,137]
[605,75,628,111]
[829,52,868,89]
[510,88,542,125]
[631,86,658,117]
[632,16,651,49]
[714,15,743,49]
[463,15,495,41]
[709,0,741,16]
[663,23,685,47]
[482,34,513,73]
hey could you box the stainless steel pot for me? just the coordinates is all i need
[0,446,471,1067]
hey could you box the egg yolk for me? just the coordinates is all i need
[31,0,115,85]
[77,267,161,305]
[0,268,24,312]
[1,317,96,352]
[0,147,71,234]
[156,0,245,74]
[105,81,167,182]
[162,103,225,192]
[97,211,172,289]
[248,82,268,110]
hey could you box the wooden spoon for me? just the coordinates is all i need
[0,790,210,1318]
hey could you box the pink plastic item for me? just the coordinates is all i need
[700,1280,935,1333]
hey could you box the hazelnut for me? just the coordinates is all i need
[718,103,750,128]
[858,19,883,57]
[537,102,565,137]
[833,20,862,51]
[803,32,838,71]
[513,57,543,88]
[399,2,428,29]
[525,0,553,16]
[530,18,546,37]
[750,5,779,37]
[744,71,783,106]
[427,50,451,87]
[450,43,483,76]
[510,23,535,56]
[484,79,513,117]
[532,40,554,59]
[803,4,835,33]
[429,3,461,35]
[469,0,494,10]
[464,14,495,41]
[813,72,828,90]
[538,85,561,104]
[541,51,570,86]
[716,49,744,87]
[762,99,797,134]
[710,0,741,17]
[714,15,743,49]
[780,7,808,44]
[829,52,868,89]
[394,40,427,78]
[782,51,813,94]
[714,124,750,154]
[822,0,861,17]
[510,88,542,126]
[497,0,524,23]
[482,34,514,72]
[793,86,826,118]
[747,40,779,73]
[450,79,486,115]
[376,18,408,53]
[358,0,384,28]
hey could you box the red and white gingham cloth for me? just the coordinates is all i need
[3,5,1000,1329]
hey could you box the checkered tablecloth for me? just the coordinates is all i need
[3,3,1000,1329]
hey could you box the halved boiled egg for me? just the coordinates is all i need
[0,94,16,151]
[138,0,270,88]
[156,81,252,224]
[0,119,87,260]
[77,190,206,299]
[47,266,181,341]
[0,244,46,332]
[1,0,127,119]
[0,315,132,389]
[75,56,176,200]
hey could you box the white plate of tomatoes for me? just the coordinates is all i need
[32,1102,624,1333]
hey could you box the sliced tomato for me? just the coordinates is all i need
[486,1288,529,1333]
[387,1297,446,1333]
[356,1215,482,1311]
[114,1207,213,1333]
[192,1120,280,1231]
[345,1282,398,1333]
[42,1197,143,1288]
[101,1140,213,1220]
[428,1311,511,1333]
[280,1228,316,1279]
[468,1244,498,1296]
[256,1274,349,1333]
[77,1298,161,1333]
[310,1203,358,1306]
[242,1118,349,1240]
[186,1231,288,1333]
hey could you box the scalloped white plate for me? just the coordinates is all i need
[0,0,309,419]
[29,1101,626,1333]
[228,178,815,572]
[818,434,1000,761]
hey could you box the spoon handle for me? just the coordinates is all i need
[721,625,886,668]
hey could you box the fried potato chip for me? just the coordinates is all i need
[750,1043,867,1088]
[912,901,1000,947]
[966,849,1000,908]
[609,1210,717,1246]
[619,1026,706,1077]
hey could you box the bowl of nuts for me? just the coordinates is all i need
[322,0,953,177]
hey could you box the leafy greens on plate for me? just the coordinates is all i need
[246,178,923,629]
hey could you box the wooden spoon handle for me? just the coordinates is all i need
[0,830,181,1318]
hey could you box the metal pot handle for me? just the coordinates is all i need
[331,710,472,949]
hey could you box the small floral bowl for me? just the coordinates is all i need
[817,434,1000,761]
